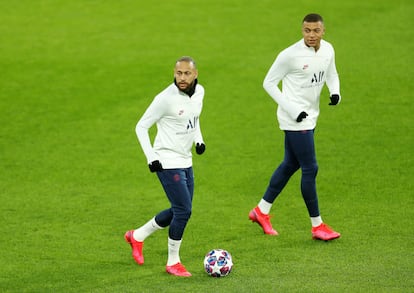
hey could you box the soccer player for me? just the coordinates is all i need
[125,56,206,277]
[249,13,341,241]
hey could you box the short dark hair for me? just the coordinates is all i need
[303,13,324,23]
[176,56,196,68]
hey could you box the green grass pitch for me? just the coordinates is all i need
[1,0,413,292]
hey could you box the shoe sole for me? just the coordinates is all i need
[166,270,192,277]
[124,231,132,244]
[166,267,192,277]
[312,234,341,241]
[248,211,257,222]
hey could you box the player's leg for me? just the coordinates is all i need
[290,129,340,240]
[157,167,193,276]
[288,130,320,218]
[124,215,164,265]
[249,132,299,235]
[124,196,170,265]
[263,132,300,204]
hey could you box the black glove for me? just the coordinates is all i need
[196,143,206,155]
[296,111,308,122]
[148,160,163,172]
[329,94,340,106]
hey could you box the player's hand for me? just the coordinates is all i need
[196,143,206,155]
[296,111,308,122]
[329,94,340,106]
[148,160,163,172]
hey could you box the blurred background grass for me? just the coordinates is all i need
[1,0,413,292]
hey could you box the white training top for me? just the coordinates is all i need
[136,83,204,169]
[263,39,341,131]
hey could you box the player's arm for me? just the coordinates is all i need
[326,50,341,106]
[263,53,303,119]
[135,95,164,170]
[194,117,205,155]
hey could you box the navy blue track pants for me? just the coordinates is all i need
[154,167,194,240]
[263,130,320,217]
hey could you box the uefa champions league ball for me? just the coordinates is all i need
[203,249,233,277]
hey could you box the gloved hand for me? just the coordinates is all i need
[296,111,308,122]
[329,94,340,106]
[148,160,163,172]
[196,143,206,155]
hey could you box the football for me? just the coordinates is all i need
[203,249,233,277]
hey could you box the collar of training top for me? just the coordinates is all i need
[174,78,198,97]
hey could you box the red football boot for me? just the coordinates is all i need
[311,223,341,241]
[166,262,192,277]
[249,206,278,235]
[124,230,144,265]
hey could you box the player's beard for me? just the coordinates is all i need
[174,78,197,97]
[177,81,191,90]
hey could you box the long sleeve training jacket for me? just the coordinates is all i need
[136,83,204,169]
[263,39,340,131]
